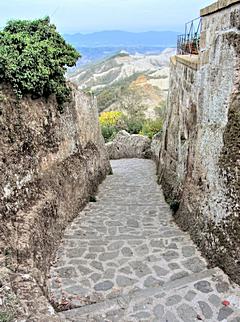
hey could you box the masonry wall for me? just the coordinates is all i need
[158,1,240,283]
[158,56,198,200]
[0,84,111,320]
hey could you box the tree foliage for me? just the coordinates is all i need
[0,17,80,110]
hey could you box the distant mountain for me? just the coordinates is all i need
[64,30,179,48]
[69,48,175,90]
[68,46,171,67]
[65,30,177,117]
[67,46,170,68]
[68,48,175,118]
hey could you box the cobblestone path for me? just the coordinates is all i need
[49,159,240,322]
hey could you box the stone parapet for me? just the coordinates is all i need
[201,0,240,16]
[172,55,199,71]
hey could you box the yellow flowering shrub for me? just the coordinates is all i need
[99,111,163,142]
[99,111,123,127]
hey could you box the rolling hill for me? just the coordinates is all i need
[68,48,175,118]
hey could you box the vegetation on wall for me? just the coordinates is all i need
[0,17,80,110]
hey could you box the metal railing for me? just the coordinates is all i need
[177,17,202,55]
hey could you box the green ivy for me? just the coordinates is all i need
[0,17,80,111]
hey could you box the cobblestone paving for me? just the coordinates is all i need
[49,159,240,322]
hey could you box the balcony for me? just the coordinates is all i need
[177,17,202,55]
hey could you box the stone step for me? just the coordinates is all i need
[60,268,217,319]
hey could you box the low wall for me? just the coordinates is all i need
[0,84,111,320]
[158,1,240,283]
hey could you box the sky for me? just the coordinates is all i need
[1,0,214,34]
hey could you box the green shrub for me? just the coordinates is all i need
[121,116,144,134]
[99,111,164,142]
[99,111,123,141]
[101,125,118,142]
[0,17,80,111]
[140,118,163,139]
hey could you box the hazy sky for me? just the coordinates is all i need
[1,0,214,34]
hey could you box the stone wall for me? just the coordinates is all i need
[0,84,111,320]
[158,1,240,283]
[158,56,199,200]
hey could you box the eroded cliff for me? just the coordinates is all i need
[0,84,111,320]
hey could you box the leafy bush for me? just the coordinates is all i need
[99,111,123,126]
[101,125,118,142]
[0,17,80,110]
[99,111,124,141]
[140,118,163,139]
[121,115,144,134]
[99,111,163,142]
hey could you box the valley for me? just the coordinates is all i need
[68,48,175,119]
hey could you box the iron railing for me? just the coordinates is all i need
[177,17,202,55]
